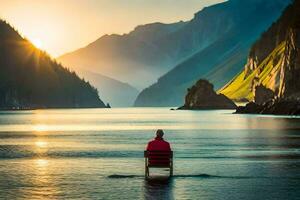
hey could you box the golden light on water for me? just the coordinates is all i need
[35,141,48,148]
[35,159,49,167]
[33,124,48,132]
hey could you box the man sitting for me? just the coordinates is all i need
[146,129,171,151]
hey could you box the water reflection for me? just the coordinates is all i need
[35,141,48,148]
[144,177,174,200]
[33,124,48,132]
[34,139,49,156]
[35,158,49,167]
[1,108,300,199]
[29,158,60,199]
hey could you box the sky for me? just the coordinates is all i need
[0,0,225,57]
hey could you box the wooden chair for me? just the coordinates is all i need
[144,151,173,178]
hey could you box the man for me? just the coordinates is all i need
[146,129,171,151]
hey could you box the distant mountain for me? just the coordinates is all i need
[219,0,300,102]
[58,0,252,90]
[76,69,139,107]
[0,20,106,109]
[134,0,291,107]
[58,21,187,89]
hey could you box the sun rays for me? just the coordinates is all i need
[31,38,43,49]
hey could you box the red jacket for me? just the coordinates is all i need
[146,137,171,151]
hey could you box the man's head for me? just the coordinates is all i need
[156,129,164,138]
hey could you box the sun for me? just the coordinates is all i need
[31,38,43,49]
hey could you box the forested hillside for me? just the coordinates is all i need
[0,20,106,109]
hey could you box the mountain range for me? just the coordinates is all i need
[58,21,192,106]
[59,0,289,107]
[0,20,106,109]
[45,0,290,108]
[134,0,291,107]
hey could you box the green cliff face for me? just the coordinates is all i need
[219,0,300,102]
[219,42,286,101]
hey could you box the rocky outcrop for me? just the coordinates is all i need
[254,84,275,105]
[178,80,236,110]
[234,92,300,116]
[236,98,300,115]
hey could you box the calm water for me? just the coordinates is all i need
[1,108,300,199]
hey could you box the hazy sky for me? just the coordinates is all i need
[0,0,225,57]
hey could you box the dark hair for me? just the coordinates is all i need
[156,129,164,137]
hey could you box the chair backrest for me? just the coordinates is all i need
[144,151,173,167]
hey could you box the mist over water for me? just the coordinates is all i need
[0,108,300,199]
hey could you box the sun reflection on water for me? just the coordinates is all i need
[33,124,48,132]
[35,158,49,167]
[35,141,48,148]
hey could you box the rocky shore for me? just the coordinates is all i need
[235,98,300,115]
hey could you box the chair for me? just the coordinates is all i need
[144,150,173,178]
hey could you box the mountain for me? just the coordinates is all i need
[134,0,291,107]
[58,2,247,106]
[178,79,236,110]
[58,0,259,90]
[219,0,300,103]
[58,21,187,89]
[0,20,106,109]
[76,69,139,107]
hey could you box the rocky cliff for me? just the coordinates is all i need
[254,84,274,105]
[235,99,300,115]
[178,80,236,110]
[220,0,299,102]
[225,0,300,115]
[278,27,300,98]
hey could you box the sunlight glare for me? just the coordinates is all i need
[35,159,49,167]
[33,124,48,132]
[31,38,43,49]
[35,141,48,148]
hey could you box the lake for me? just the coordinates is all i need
[0,108,300,199]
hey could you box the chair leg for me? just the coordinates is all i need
[147,167,149,178]
[145,158,150,179]
[145,166,149,179]
[145,159,146,177]
[170,161,173,177]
